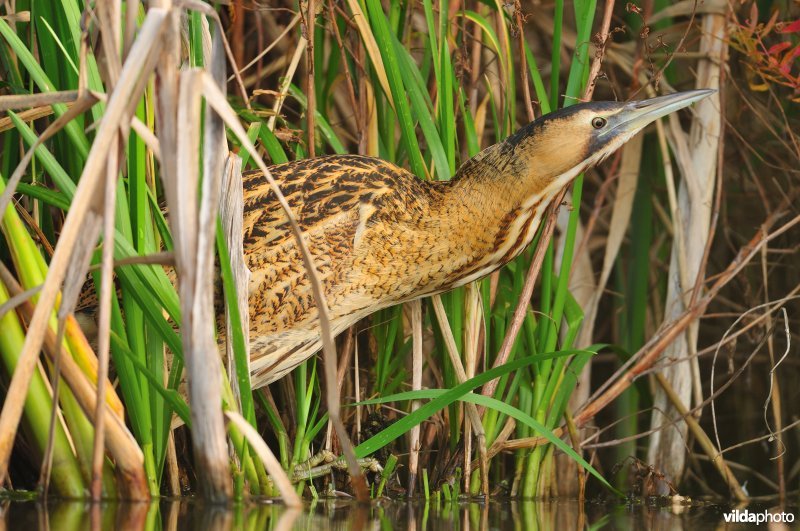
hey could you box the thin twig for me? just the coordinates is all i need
[581,0,616,102]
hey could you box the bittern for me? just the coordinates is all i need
[75,90,713,388]
[240,89,713,387]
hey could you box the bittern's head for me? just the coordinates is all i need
[461,90,715,197]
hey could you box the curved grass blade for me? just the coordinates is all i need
[356,387,619,495]
[352,349,601,458]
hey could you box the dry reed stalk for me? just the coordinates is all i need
[221,155,250,409]
[407,299,422,496]
[463,282,483,492]
[266,38,306,132]
[647,11,727,482]
[179,26,232,498]
[88,6,123,497]
[0,90,79,111]
[305,0,316,157]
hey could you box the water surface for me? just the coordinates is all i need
[0,497,793,530]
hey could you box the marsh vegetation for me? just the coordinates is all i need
[0,0,798,522]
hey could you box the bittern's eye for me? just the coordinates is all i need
[592,117,607,129]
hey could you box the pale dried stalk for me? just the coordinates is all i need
[79,8,123,494]
[463,282,483,493]
[0,90,79,111]
[96,0,122,86]
[185,26,233,499]
[647,11,727,482]
[305,0,316,157]
[0,8,166,495]
[407,299,422,496]
[221,155,250,407]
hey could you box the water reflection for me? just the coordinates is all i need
[0,497,784,530]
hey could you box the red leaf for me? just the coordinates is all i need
[768,42,792,55]
[778,20,800,34]
[779,44,800,67]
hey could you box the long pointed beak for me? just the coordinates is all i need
[610,89,716,135]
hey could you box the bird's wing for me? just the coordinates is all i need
[241,154,413,248]
[241,154,421,386]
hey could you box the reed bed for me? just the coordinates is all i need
[0,0,798,508]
